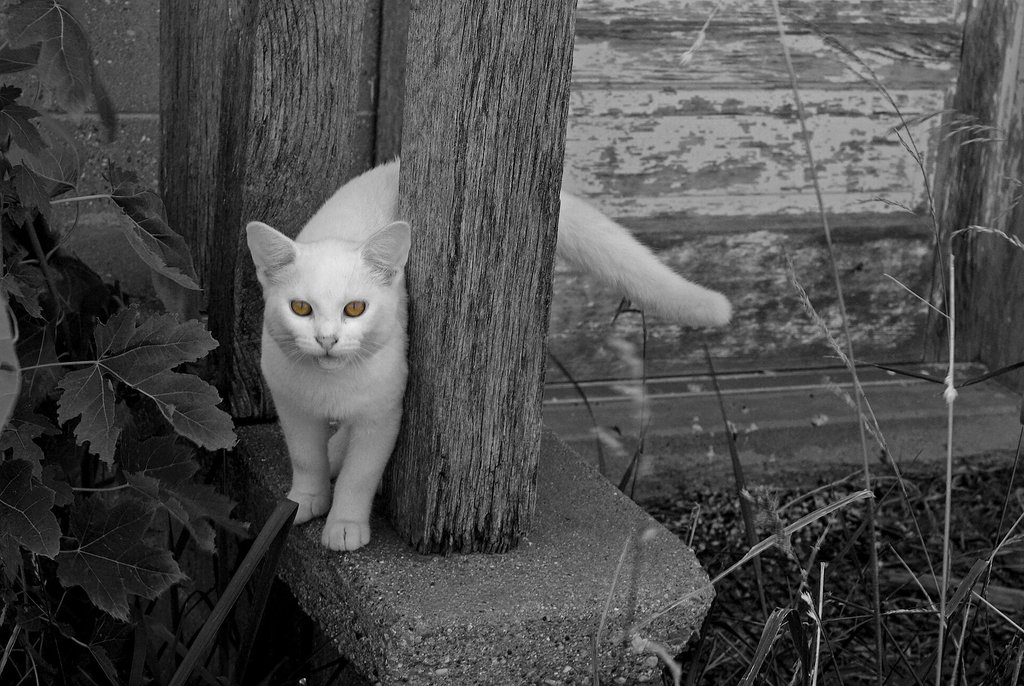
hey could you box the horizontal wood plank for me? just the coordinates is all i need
[574,0,960,88]
[563,88,944,218]
[547,226,934,381]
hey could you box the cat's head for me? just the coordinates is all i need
[245,220,411,370]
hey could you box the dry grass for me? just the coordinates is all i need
[642,455,1024,684]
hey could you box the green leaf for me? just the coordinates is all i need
[0,296,20,429]
[0,397,60,471]
[136,372,236,451]
[0,85,45,154]
[0,459,60,559]
[94,307,217,381]
[0,43,41,74]
[57,363,122,462]
[738,608,791,686]
[2,257,45,319]
[121,435,197,484]
[0,533,22,581]
[56,497,185,622]
[6,112,80,190]
[57,308,236,458]
[123,436,248,552]
[4,0,118,136]
[15,322,63,402]
[12,163,52,216]
[41,465,72,506]
[107,166,201,291]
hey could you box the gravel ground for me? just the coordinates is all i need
[639,450,1024,685]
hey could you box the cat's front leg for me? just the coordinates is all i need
[321,407,401,551]
[276,399,332,525]
[327,424,351,480]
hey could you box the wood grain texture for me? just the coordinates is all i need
[573,0,960,88]
[159,0,227,291]
[375,0,409,163]
[933,0,1024,389]
[564,88,942,220]
[557,0,959,379]
[162,1,381,418]
[547,223,934,381]
[383,0,576,553]
[564,0,957,223]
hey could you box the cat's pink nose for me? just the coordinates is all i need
[316,334,338,351]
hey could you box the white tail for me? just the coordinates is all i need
[555,193,731,327]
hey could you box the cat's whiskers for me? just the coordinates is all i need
[330,339,386,370]
[268,329,321,367]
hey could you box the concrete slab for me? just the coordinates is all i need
[545,364,1023,499]
[234,425,713,685]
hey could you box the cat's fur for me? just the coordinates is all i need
[246,160,730,551]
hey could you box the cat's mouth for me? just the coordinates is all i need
[315,354,348,370]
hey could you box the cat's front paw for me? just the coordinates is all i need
[321,519,371,551]
[287,488,331,524]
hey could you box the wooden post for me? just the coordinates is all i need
[160,0,381,417]
[383,1,577,553]
[934,0,1024,389]
[375,0,409,164]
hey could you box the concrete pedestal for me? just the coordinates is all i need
[234,426,712,684]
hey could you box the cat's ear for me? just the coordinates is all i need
[246,221,296,286]
[361,221,411,285]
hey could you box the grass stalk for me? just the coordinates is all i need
[703,342,771,623]
[0,622,19,678]
[636,489,873,633]
[593,535,632,685]
[811,563,825,686]
[768,3,884,679]
[548,352,607,475]
[936,254,956,685]
[971,593,1024,636]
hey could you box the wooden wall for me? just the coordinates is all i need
[935,0,1024,390]
[549,0,962,381]
[28,0,964,388]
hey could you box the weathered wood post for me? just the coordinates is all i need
[160,1,380,415]
[384,1,577,553]
[163,1,577,553]
[934,0,1024,389]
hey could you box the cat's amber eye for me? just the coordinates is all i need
[290,300,313,317]
[343,301,366,317]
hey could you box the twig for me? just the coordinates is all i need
[768,4,884,679]
[25,218,72,345]
[548,352,606,475]
[937,254,956,685]
[72,484,130,493]
[50,193,112,205]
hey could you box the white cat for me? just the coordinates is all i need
[246,160,730,551]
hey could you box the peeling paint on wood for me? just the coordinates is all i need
[555,0,957,378]
[564,88,942,218]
